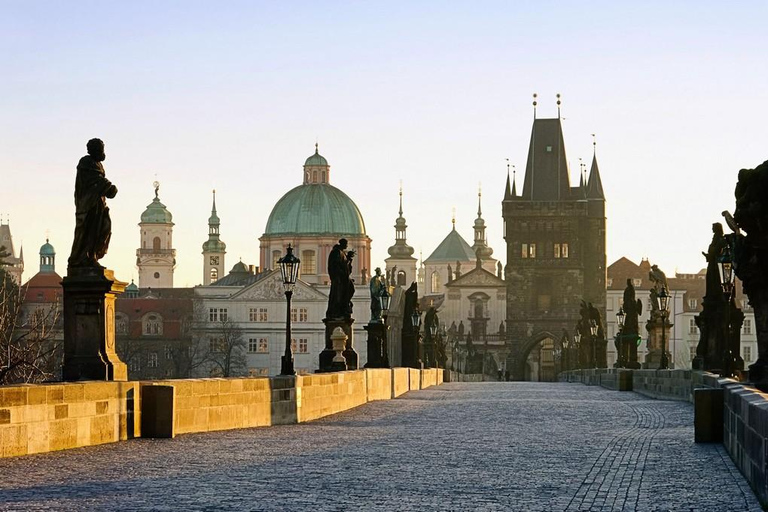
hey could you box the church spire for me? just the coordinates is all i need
[387,183,414,259]
[472,185,494,261]
[202,189,226,284]
[587,153,605,200]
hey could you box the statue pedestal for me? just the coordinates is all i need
[318,318,357,372]
[364,322,389,368]
[62,267,127,381]
[644,312,672,369]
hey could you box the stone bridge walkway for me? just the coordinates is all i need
[0,383,761,511]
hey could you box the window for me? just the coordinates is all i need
[742,299,750,309]
[744,346,752,362]
[302,250,316,275]
[249,308,258,322]
[248,338,258,353]
[153,237,161,251]
[258,338,269,353]
[143,314,163,336]
[561,243,569,258]
[522,243,537,259]
[247,338,270,354]
[129,358,141,372]
[256,308,267,322]
[554,243,560,258]
[272,250,281,269]
[291,338,309,354]
[164,346,173,360]
[116,315,128,335]
[148,352,158,368]
[633,278,642,287]
[689,318,698,335]
[209,337,225,353]
[545,145,553,152]
[397,270,406,286]
[210,268,218,283]
[290,307,309,323]
[688,298,698,309]
[431,271,441,293]
[744,319,752,335]
[248,368,270,377]
[209,308,228,322]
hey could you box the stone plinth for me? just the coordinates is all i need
[364,322,389,368]
[643,312,672,369]
[62,267,127,381]
[318,318,357,372]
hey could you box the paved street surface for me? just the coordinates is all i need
[0,383,761,511]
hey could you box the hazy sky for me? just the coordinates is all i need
[2,1,767,286]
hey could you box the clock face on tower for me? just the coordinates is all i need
[210,256,219,265]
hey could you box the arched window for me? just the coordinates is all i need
[431,271,441,293]
[302,250,316,275]
[210,267,218,283]
[153,237,161,251]
[322,171,326,182]
[397,270,406,286]
[272,250,281,269]
[313,170,318,183]
[142,313,163,336]
[115,313,129,335]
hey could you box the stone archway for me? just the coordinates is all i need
[508,331,558,381]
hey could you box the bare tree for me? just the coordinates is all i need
[206,318,247,377]
[0,266,62,385]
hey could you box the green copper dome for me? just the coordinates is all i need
[264,184,366,236]
[304,145,328,167]
[39,240,55,256]
[141,197,173,224]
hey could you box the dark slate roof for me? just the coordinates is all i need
[211,267,268,287]
[424,227,476,263]
[521,118,572,201]
[587,154,605,200]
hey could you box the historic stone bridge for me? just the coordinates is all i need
[0,382,761,511]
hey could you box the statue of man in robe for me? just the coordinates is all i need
[68,138,118,268]
[326,238,355,319]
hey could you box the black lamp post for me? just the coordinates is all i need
[657,286,670,370]
[411,309,422,368]
[616,307,626,367]
[562,334,570,372]
[378,286,391,368]
[429,319,438,369]
[589,319,598,368]
[574,331,582,370]
[719,244,736,377]
[278,245,300,376]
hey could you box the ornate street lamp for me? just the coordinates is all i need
[719,243,737,377]
[574,331,582,370]
[411,310,422,328]
[657,286,670,370]
[562,334,570,372]
[278,245,300,376]
[616,307,626,368]
[379,287,391,318]
[589,319,598,368]
[429,319,439,369]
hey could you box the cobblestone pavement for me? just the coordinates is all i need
[0,383,762,511]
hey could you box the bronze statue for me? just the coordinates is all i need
[369,267,385,322]
[68,138,118,268]
[703,223,728,302]
[648,264,668,311]
[326,238,355,319]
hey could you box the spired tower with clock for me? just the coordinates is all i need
[137,181,176,288]
[202,189,226,284]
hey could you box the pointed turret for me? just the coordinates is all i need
[521,118,571,200]
[471,187,494,261]
[385,184,417,287]
[202,189,226,284]
[586,154,605,200]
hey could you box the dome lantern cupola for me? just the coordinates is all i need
[39,238,56,273]
[303,143,330,185]
[472,186,494,260]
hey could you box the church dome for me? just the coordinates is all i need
[304,150,328,167]
[39,240,55,256]
[264,184,366,236]
[141,197,173,224]
[231,261,249,273]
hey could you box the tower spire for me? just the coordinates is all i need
[477,183,482,217]
[398,180,403,217]
[505,159,513,200]
[557,93,561,119]
[512,165,517,197]
[532,92,538,119]
[452,207,456,230]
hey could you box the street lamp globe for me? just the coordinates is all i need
[379,286,391,316]
[411,310,421,328]
[616,307,626,329]
[278,245,301,292]
[657,287,670,312]
[589,319,598,337]
[429,320,438,337]
[574,332,582,345]
[718,246,736,297]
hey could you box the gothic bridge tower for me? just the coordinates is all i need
[502,105,606,380]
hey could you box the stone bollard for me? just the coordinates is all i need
[694,387,724,443]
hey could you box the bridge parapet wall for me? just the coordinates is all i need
[0,367,441,459]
